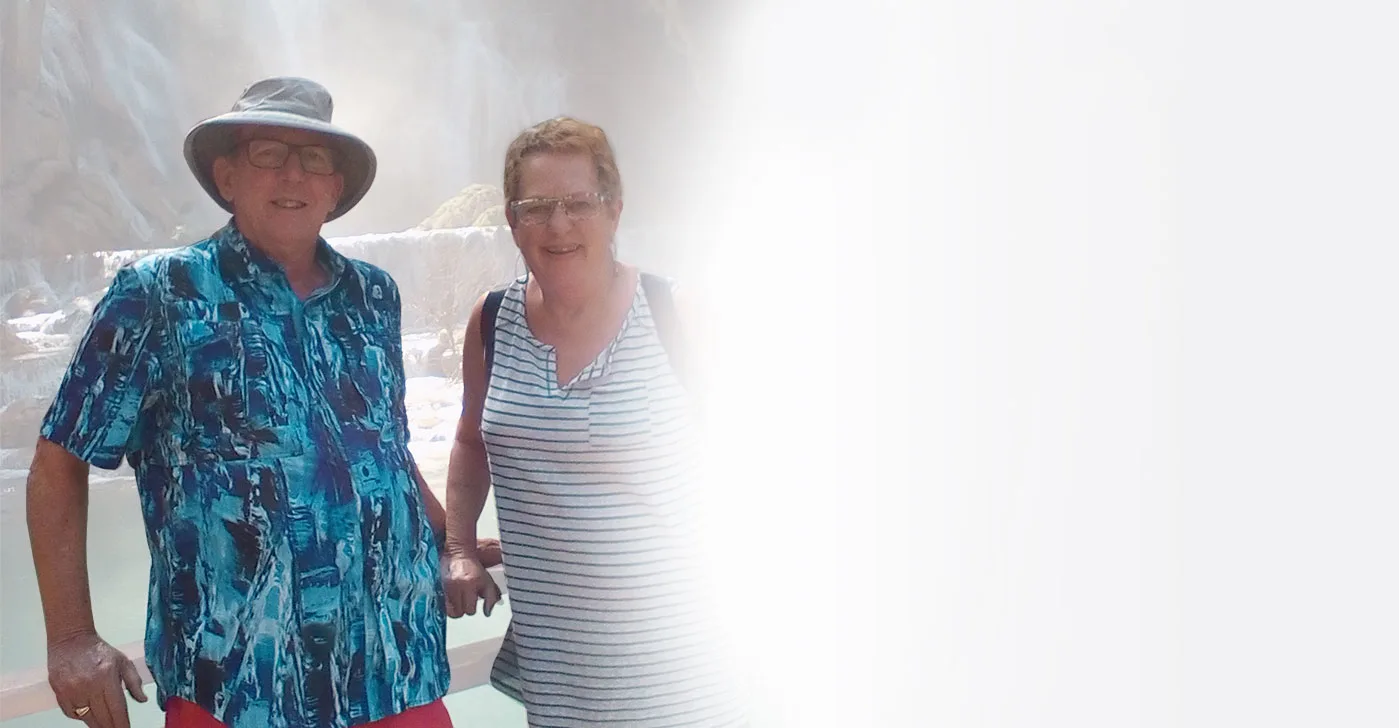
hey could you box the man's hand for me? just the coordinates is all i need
[47,632,147,728]
[442,554,502,618]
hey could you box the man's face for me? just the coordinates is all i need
[212,125,345,246]
[507,151,621,280]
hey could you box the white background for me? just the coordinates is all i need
[691,2,1398,726]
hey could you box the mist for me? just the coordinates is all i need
[3,2,1397,727]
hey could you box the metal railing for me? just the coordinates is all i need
[0,567,508,721]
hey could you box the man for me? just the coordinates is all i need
[27,77,454,728]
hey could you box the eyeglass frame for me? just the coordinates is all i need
[234,138,340,176]
[507,191,614,226]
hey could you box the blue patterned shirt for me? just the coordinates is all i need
[40,223,449,728]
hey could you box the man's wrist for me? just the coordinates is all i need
[47,624,99,651]
[443,535,479,561]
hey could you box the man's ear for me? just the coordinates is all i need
[321,173,346,221]
[212,156,237,203]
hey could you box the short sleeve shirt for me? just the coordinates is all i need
[40,223,449,728]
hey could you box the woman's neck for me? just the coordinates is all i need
[534,261,624,323]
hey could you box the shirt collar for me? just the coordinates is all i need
[212,219,347,294]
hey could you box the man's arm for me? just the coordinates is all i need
[27,440,149,726]
[27,440,99,645]
[410,457,447,548]
[379,273,452,552]
[29,266,157,726]
[441,294,501,617]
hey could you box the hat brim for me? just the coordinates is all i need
[183,110,376,222]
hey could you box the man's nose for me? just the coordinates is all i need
[278,152,308,181]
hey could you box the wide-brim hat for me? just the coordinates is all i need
[183,76,376,222]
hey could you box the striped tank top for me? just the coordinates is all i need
[481,274,747,727]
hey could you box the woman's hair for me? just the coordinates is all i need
[503,117,622,202]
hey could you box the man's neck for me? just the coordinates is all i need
[246,233,327,299]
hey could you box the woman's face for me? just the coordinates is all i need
[507,152,622,283]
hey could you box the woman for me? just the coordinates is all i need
[441,117,746,726]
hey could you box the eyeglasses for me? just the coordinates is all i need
[508,192,610,226]
[241,139,337,175]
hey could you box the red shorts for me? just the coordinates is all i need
[164,697,453,727]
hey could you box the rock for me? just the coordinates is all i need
[416,184,505,230]
[472,204,506,227]
[3,286,60,318]
[44,299,93,336]
[422,329,459,377]
[413,411,443,431]
[1,321,37,357]
[0,396,50,449]
[2,1,702,256]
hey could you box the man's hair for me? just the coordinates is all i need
[503,117,622,203]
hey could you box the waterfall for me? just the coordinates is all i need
[2,1,573,257]
[329,225,524,335]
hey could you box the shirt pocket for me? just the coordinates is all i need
[172,311,305,462]
[325,320,401,438]
[586,380,655,450]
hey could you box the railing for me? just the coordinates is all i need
[0,567,509,721]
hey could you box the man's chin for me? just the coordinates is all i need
[242,221,326,248]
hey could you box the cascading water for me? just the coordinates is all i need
[0,225,522,445]
[1,0,576,259]
[1,0,575,452]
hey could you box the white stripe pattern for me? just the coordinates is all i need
[481,275,746,727]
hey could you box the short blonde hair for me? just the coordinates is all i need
[503,117,622,202]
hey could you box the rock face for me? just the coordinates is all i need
[0,2,723,420]
[1,1,708,259]
[1,0,219,258]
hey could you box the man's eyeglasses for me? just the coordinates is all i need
[508,192,610,226]
[241,139,337,175]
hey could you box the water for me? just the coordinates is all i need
[2,0,579,258]
[0,225,519,409]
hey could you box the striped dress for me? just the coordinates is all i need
[481,274,747,727]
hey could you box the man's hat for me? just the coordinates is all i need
[183,76,376,221]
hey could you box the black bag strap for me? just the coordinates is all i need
[639,272,685,387]
[480,288,506,379]
[480,274,685,386]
